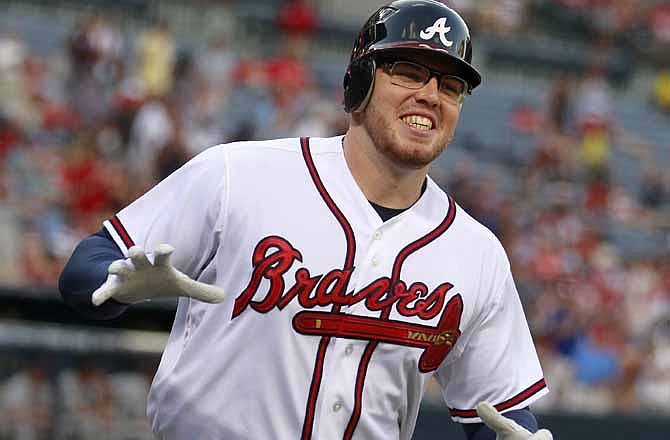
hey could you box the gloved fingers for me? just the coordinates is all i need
[92,279,118,306]
[476,402,530,435]
[128,246,151,270]
[108,259,133,278]
[530,429,553,440]
[153,244,175,267]
[184,280,226,304]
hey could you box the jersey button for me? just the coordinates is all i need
[373,231,382,240]
[332,401,343,412]
[345,344,354,355]
[371,256,380,267]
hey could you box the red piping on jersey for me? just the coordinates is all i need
[448,378,548,418]
[109,215,135,249]
[344,195,457,439]
[343,340,376,439]
[389,195,456,285]
[300,137,356,269]
[300,137,356,440]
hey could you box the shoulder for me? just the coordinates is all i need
[202,136,344,163]
[434,187,509,267]
[197,137,300,160]
[454,204,504,248]
[459,204,508,262]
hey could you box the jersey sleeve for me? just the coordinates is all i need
[103,145,229,279]
[435,257,548,424]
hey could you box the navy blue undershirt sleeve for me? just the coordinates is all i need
[462,408,538,440]
[58,228,129,320]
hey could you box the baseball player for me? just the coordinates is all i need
[59,1,553,439]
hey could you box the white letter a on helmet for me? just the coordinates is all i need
[419,17,453,47]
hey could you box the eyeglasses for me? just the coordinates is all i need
[378,59,468,104]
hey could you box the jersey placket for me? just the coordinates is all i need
[310,225,388,439]
[299,137,359,440]
[347,225,393,317]
[309,336,360,439]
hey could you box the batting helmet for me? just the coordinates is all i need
[343,0,482,113]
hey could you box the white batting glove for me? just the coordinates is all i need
[476,402,553,440]
[92,244,226,306]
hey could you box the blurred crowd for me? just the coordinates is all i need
[0,355,155,440]
[0,0,668,436]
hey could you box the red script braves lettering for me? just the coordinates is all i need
[232,236,456,322]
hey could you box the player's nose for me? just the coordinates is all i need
[414,77,440,107]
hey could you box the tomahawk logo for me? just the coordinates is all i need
[419,17,453,47]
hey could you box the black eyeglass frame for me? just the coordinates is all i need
[376,57,469,104]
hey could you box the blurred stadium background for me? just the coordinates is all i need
[0,0,668,438]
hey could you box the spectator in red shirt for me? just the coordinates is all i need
[60,134,111,221]
[277,0,318,37]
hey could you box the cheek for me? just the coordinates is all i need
[367,92,398,129]
[442,104,461,132]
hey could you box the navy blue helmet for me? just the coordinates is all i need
[343,0,481,112]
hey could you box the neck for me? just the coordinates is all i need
[342,128,428,209]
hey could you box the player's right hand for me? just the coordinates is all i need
[92,244,226,306]
[476,402,553,440]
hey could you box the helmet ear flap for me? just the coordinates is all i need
[343,58,376,113]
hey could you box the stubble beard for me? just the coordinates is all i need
[362,99,451,170]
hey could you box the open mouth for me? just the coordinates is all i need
[401,115,433,131]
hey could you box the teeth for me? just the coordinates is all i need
[401,115,433,130]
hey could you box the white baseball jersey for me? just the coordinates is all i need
[103,136,548,440]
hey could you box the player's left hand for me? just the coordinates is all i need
[476,402,553,440]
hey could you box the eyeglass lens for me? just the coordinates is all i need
[388,61,466,100]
